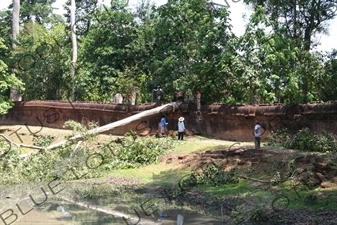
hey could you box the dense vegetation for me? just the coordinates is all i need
[0,121,178,184]
[267,127,337,153]
[0,0,336,114]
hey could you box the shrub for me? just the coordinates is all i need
[183,162,239,187]
[266,127,337,153]
[0,121,176,184]
[32,135,54,147]
[286,128,337,153]
[266,128,290,147]
[102,134,176,169]
[310,130,337,153]
[285,128,312,151]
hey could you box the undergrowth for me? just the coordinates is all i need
[0,120,176,184]
[266,127,337,153]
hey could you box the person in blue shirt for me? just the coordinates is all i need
[160,115,168,136]
[178,117,186,140]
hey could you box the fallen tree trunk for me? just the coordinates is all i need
[46,102,181,150]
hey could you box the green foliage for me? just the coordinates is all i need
[184,162,239,187]
[286,128,337,152]
[0,121,176,184]
[309,130,337,153]
[101,135,175,169]
[12,22,69,100]
[267,127,337,153]
[1,0,337,105]
[266,128,290,147]
[32,135,54,147]
[0,38,25,114]
[63,120,99,142]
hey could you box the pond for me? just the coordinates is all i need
[0,182,224,225]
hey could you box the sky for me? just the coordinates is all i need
[0,0,336,52]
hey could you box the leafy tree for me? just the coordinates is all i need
[74,1,139,102]
[243,0,337,103]
[12,23,70,100]
[0,38,24,114]
[0,10,13,49]
[232,6,329,104]
[144,0,236,103]
[16,0,60,24]
[320,49,337,101]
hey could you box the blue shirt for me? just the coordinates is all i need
[161,117,167,127]
[178,121,185,132]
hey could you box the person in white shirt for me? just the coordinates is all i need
[178,117,186,140]
[254,121,261,149]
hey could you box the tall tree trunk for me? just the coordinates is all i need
[71,0,77,101]
[10,0,22,101]
[130,86,137,105]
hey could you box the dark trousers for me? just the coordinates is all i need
[157,96,162,105]
[254,137,260,149]
[178,132,184,140]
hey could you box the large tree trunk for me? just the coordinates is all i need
[10,0,22,101]
[70,0,77,101]
[46,102,181,150]
[130,86,137,105]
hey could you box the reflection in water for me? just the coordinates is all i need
[158,210,168,221]
[1,183,224,225]
[59,206,72,218]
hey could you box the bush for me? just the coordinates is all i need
[102,133,176,169]
[285,128,312,151]
[310,130,337,153]
[285,128,337,153]
[183,162,239,187]
[266,127,337,153]
[266,128,290,147]
[32,135,54,147]
[0,122,176,184]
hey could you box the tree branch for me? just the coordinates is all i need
[0,134,43,150]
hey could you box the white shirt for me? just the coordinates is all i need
[254,124,261,137]
[178,121,185,132]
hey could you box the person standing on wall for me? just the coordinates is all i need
[160,115,168,136]
[254,121,261,149]
[176,91,184,102]
[153,85,164,106]
[178,117,186,140]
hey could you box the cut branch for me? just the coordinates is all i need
[238,175,272,183]
[0,134,43,150]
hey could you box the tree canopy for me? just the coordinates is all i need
[0,38,24,114]
[0,0,336,114]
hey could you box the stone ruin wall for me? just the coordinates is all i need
[1,100,337,142]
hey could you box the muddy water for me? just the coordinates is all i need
[1,183,224,225]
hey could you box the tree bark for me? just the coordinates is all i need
[46,102,182,150]
[70,0,77,101]
[10,0,22,101]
